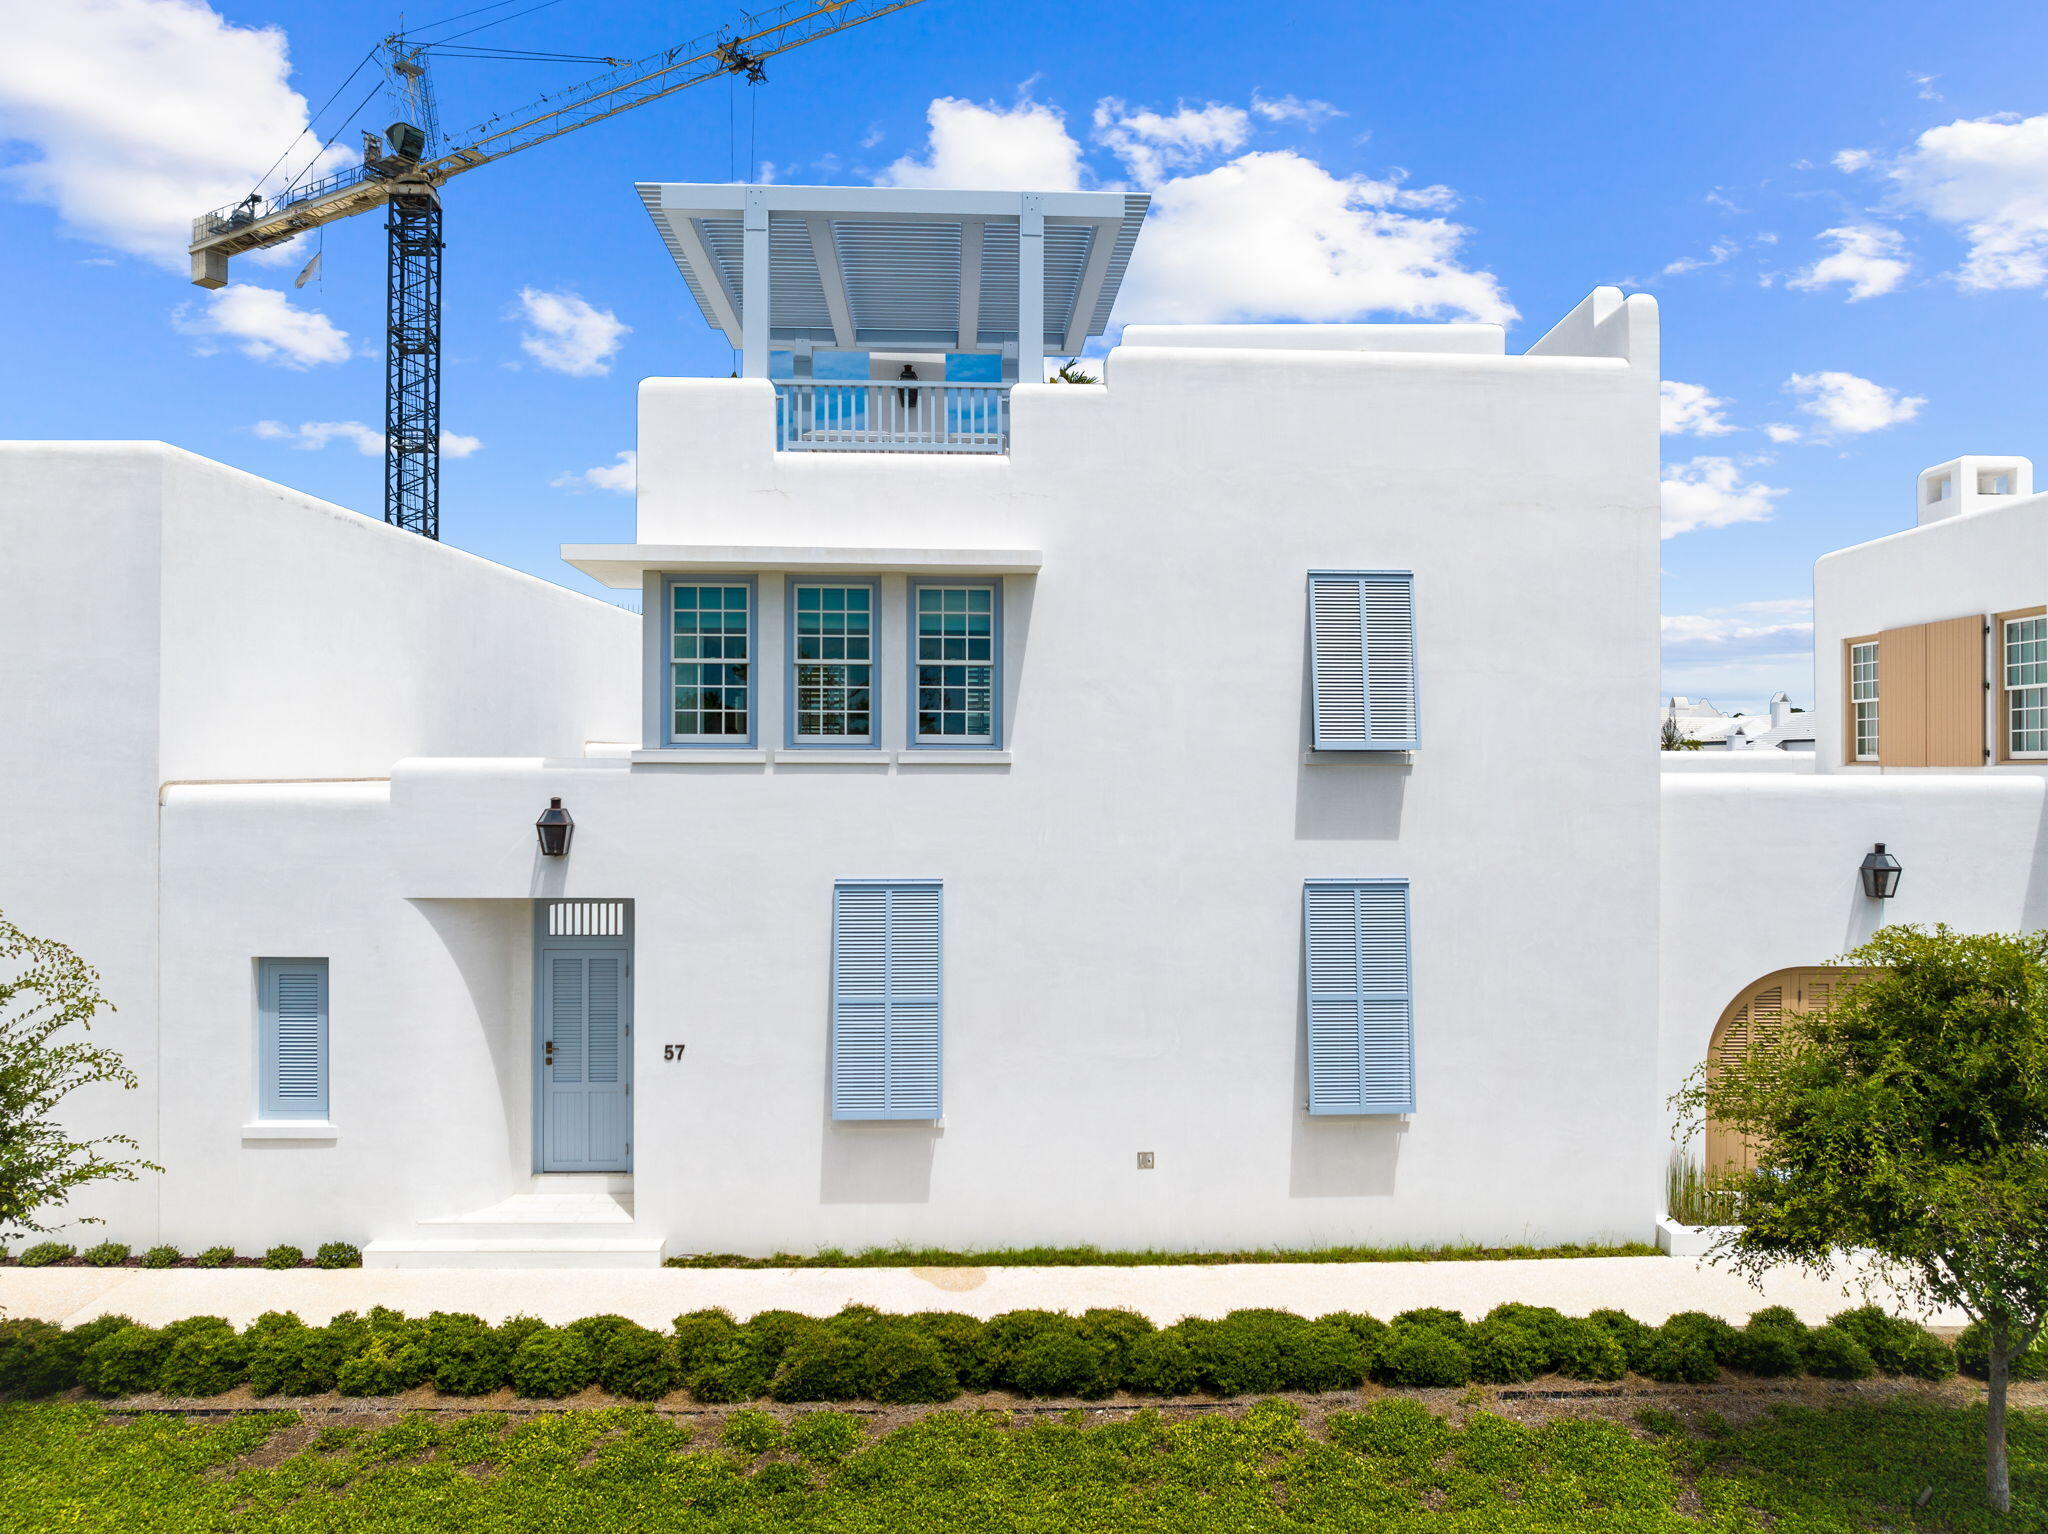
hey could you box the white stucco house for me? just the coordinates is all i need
[3,183,2039,1267]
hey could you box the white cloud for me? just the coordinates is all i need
[1786,225,1910,300]
[511,288,630,377]
[252,419,481,457]
[1251,94,1343,128]
[1660,237,1740,277]
[877,96,1086,191]
[1661,599,1815,706]
[0,0,350,267]
[1661,380,1736,437]
[171,284,348,368]
[1833,148,1874,173]
[552,450,637,493]
[1660,456,1787,538]
[1122,150,1512,324]
[1851,113,2048,291]
[1093,98,1252,186]
[1785,370,1924,435]
[1911,73,1943,103]
[1764,423,1803,443]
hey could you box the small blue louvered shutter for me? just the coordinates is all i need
[258,958,328,1119]
[831,881,942,1120]
[1308,571,1419,750]
[1303,881,1414,1114]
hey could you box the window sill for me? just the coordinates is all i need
[1303,749,1414,764]
[899,749,1012,765]
[772,749,890,763]
[242,1121,338,1142]
[630,749,768,764]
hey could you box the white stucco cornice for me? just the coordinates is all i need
[561,544,1044,587]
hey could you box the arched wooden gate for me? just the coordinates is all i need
[1703,967,1858,1175]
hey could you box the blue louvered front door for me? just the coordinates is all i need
[540,944,631,1171]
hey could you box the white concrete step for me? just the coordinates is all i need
[416,1192,636,1242]
[362,1237,666,1270]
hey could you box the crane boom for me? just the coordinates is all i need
[189,0,927,284]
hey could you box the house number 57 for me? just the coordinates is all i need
[663,1044,686,1061]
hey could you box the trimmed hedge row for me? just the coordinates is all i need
[0,1301,2006,1405]
[8,1242,361,1271]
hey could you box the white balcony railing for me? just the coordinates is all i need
[775,381,1010,454]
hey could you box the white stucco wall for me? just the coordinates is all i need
[116,294,1664,1255]
[0,442,641,1243]
[1812,489,2048,770]
[1658,772,2048,1146]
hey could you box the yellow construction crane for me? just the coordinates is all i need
[190,0,931,539]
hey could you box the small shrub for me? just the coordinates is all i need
[595,1324,679,1401]
[1075,1308,1154,1373]
[687,1338,770,1404]
[1660,1311,1742,1364]
[769,1329,865,1403]
[1185,1316,1281,1397]
[1276,1320,1369,1392]
[1009,1329,1113,1399]
[721,1408,785,1456]
[261,1245,304,1271]
[1586,1309,1657,1373]
[81,1325,171,1395]
[1827,1307,1942,1376]
[1638,1329,1720,1385]
[1801,1325,1876,1381]
[336,1333,429,1396]
[1747,1305,1802,1331]
[496,1316,548,1355]
[0,1320,74,1397]
[1466,1320,1547,1384]
[1391,1308,1469,1344]
[1373,1326,1473,1388]
[982,1310,1077,1384]
[861,1326,960,1404]
[907,1312,993,1389]
[1732,1327,1805,1378]
[192,1246,235,1269]
[314,1242,360,1270]
[1551,1320,1627,1381]
[248,1317,345,1397]
[138,1246,180,1269]
[742,1310,825,1369]
[1125,1330,1201,1395]
[419,1314,510,1397]
[18,1242,73,1268]
[1319,1312,1389,1367]
[80,1242,130,1268]
[566,1314,640,1352]
[673,1309,741,1373]
[789,1410,863,1463]
[1483,1305,1575,1371]
[1893,1329,1958,1381]
[506,1328,596,1399]
[156,1319,247,1397]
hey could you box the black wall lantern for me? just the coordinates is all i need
[535,798,574,858]
[1859,842,1901,899]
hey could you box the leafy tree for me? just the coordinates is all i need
[0,914,157,1245]
[1678,925,2048,1513]
[1049,361,1098,384]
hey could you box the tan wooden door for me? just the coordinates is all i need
[1704,968,1856,1175]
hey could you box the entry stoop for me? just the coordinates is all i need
[363,1179,664,1269]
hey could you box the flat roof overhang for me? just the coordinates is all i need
[562,543,1044,588]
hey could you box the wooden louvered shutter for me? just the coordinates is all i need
[1309,572,1419,750]
[1704,968,1861,1174]
[1924,615,1987,767]
[831,882,943,1121]
[258,958,328,1120]
[1303,880,1415,1115]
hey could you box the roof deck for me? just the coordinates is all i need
[638,184,1149,453]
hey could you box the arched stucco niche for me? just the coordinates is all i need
[1702,966,1860,1175]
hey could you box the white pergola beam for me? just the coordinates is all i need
[957,219,982,354]
[807,216,855,350]
[667,214,742,342]
[1017,194,1045,385]
[1062,219,1120,356]
[741,186,769,378]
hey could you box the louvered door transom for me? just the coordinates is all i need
[536,901,632,1172]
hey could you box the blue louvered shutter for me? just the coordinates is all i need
[1303,881,1414,1114]
[831,881,942,1120]
[258,958,329,1119]
[1308,571,1419,750]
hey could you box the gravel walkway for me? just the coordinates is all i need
[0,1256,1968,1329]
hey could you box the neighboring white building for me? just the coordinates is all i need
[1,182,2034,1266]
[1663,694,1815,752]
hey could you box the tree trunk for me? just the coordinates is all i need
[1988,1319,2012,1515]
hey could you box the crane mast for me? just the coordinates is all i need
[190,0,931,540]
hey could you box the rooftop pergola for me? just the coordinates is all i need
[637,184,1149,381]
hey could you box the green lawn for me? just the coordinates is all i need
[0,1396,2039,1532]
[664,1240,1659,1268]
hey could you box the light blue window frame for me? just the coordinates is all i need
[256,957,329,1120]
[785,576,881,748]
[1308,570,1420,751]
[906,579,1003,749]
[830,879,944,1121]
[1302,879,1415,1115]
[664,575,758,747]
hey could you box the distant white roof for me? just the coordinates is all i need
[636,183,1149,355]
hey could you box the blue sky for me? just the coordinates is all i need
[6,0,2048,714]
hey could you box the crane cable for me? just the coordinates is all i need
[242,44,378,205]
